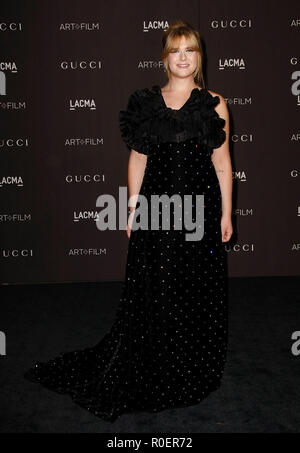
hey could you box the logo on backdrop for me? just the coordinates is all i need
[0,213,31,222]
[69,99,96,111]
[219,58,246,70]
[235,208,254,217]
[233,171,247,182]
[211,19,252,29]
[65,174,105,183]
[0,176,24,187]
[68,248,106,256]
[0,62,18,73]
[0,23,22,31]
[225,96,252,106]
[224,243,255,252]
[61,61,102,70]
[74,211,101,222]
[65,137,104,147]
[143,20,169,32]
[231,134,253,142]
[2,249,33,257]
[0,138,29,148]
[138,60,164,70]
[59,23,101,31]
[291,132,300,142]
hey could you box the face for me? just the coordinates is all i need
[165,35,198,80]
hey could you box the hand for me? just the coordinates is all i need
[221,214,233,242]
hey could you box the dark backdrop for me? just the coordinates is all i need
[0,0,299,283]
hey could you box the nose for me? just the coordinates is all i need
[179,51,187,60]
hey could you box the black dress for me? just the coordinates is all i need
[24,85,228,422]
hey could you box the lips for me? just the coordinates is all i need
[177,64,189,68]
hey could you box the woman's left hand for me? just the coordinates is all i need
[221,214,233,242]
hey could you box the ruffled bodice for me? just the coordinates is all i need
[118,85,226,155]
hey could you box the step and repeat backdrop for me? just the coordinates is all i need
[0,0,299,283]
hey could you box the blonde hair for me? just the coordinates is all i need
[161,20,205,88]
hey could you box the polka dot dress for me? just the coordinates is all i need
[24,85,228,422]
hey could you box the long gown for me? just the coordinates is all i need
[24,84,228,422]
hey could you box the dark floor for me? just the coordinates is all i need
[0,276,299,433]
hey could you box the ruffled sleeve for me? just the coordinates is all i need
[118,89,149,155]
[202,95,226,152]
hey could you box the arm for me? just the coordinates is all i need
[210,93,233,242]
[211,94,232,219]
[128,149,147,210]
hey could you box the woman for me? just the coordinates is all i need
[24,20,233,423]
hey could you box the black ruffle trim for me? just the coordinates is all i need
[118,85,226,155]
